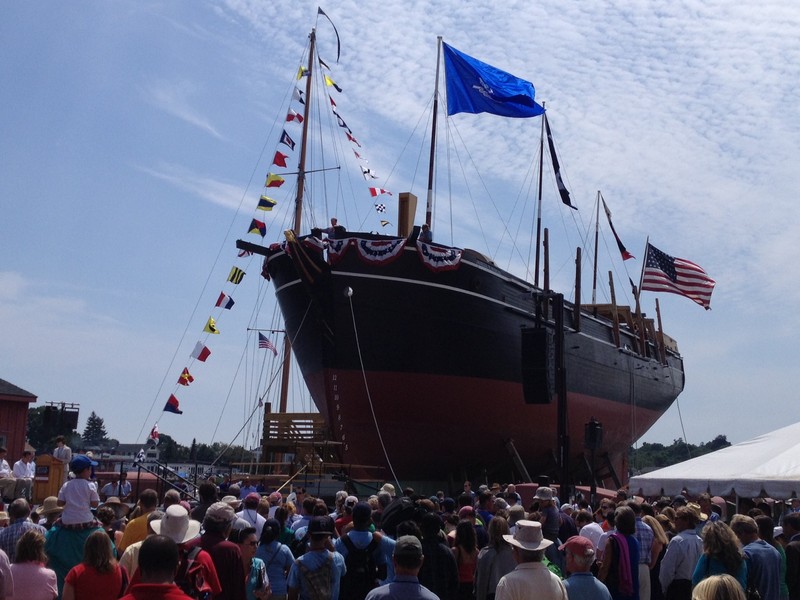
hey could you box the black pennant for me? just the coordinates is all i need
[317,7,341,63]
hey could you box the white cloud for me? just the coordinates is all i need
[143,80,225,140]
[137,163,247,211]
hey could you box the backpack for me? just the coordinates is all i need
[290,531,310,558]
[379,496,419,537]
[297,552,333,600]
[175,546,213,600]
[339,532,382,600]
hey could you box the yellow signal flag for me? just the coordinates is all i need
[324,75,342,92]
[204,317,220,335]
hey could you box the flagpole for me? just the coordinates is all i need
[634,236,649,355]
[592,191,600,305]
[534,105,545,289]
[280,29,316,414]
[637,236,649,302]
[425,37,443,227]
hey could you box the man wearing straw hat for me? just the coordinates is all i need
[495,519,567,600]
[35,496,64,529]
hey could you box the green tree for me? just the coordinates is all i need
[157,434,189,463]
[82,411,108,446]
[27,406,79,450]
[27,406,49,449]
[630,435,731,473]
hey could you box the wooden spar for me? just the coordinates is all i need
[608,271,621,348]
[279,29,317,414]
[425,37,443,227]
[543,227,550,294]
[534,102,545,289]
[655,298,667,364]
[592,191,600,306]
[573,247,581,331]
[292,29,315,236]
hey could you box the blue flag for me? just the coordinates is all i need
[443,43,544,118]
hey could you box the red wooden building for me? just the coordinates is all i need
[0,378,37,458]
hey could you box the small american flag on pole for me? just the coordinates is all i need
[258,333,278,356]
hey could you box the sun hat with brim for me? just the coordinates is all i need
[503,519,553,551]
[534,487,554,501]
[35,496,63,516]
[686,502,708,522]
[221,495,241,509]
[151,505,201,544]
[100,496,131,517]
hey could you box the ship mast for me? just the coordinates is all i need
[425,37,443,226]
[592,191,601,305]
[533,103,545,289]
[278,29,316,413]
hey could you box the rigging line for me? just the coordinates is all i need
[447,120,537,279]
[208,296,314,457]
[346,293,401,490]
[134,44,300,445]
[675,396,692,460]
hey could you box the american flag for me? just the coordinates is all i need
[258,333,278,356]
[641,243,715,309]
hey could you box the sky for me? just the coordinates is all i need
[2,1,799,459]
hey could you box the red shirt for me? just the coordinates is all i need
[183,532,245,600]
[65,562,127,600]
[120,583,194,600]
[126,544,221,597]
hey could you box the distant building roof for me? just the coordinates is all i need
[0,378,37,400]
[114,444,147,454]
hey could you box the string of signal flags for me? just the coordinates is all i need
[146,40,397,443]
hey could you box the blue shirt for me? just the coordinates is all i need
[255,540,295,596]
[692,554,747,589]
[287,549,346,600]
[564,572,613,600]
[634,518,654,565]
[744,540,782,600]
[365,575,440,600]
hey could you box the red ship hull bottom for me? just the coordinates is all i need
[300,367,663,484]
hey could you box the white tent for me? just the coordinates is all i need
[629,421,800,499]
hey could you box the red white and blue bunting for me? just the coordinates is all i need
[416,240,463,272]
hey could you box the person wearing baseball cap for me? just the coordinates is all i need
[560,535,612,599]
[495,520,566,600]
[287,516,346,599]
[237,492,266,540]
[59,454,100,526]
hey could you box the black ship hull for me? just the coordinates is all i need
[263,234,685,482]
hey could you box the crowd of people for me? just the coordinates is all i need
[1,465,800,600]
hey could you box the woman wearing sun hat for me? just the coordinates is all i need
[494,519,566,600]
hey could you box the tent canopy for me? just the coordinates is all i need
[629,421,800,499]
